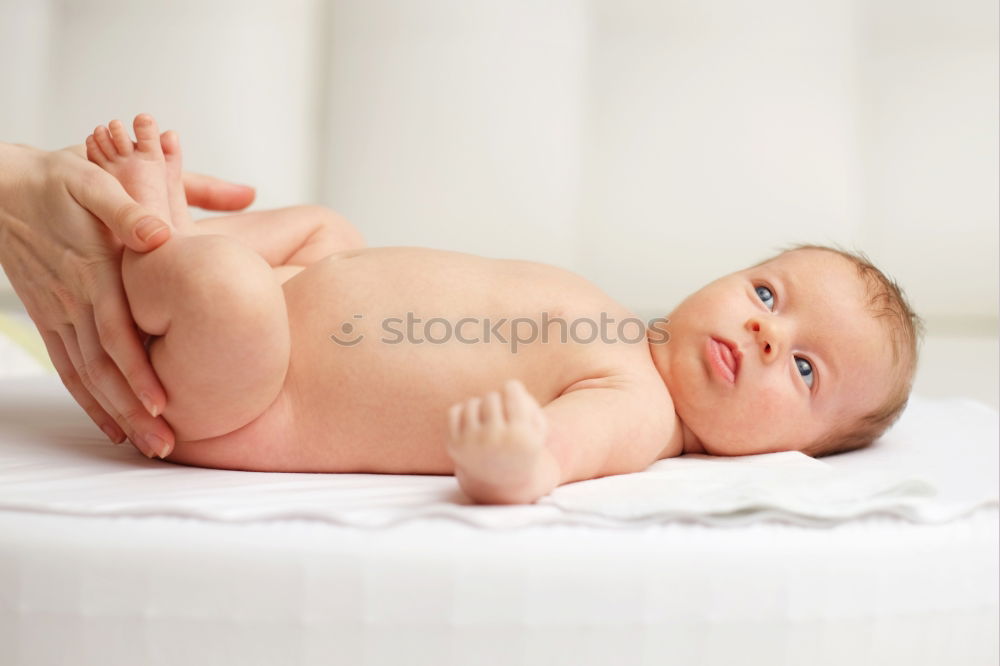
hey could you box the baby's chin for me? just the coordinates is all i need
[676,409,751,456]
[679,422,735,456]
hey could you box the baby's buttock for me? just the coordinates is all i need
[218,247,651,474]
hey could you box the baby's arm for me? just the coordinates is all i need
[447,379,671,504]
[191,205,365,282]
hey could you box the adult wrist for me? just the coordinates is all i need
[0,142,39,208]
[0,143,25,237]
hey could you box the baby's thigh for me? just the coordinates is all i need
[137,234,291,441]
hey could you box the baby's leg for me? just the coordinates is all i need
[87,115,290,442]
[123,235,290,441]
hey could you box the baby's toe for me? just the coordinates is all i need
[93,125,116,160]
[160,130,181,158]
[133,114,163,157]
[160,129,184,176]
[108,119,133,156]
[85,134,106,165]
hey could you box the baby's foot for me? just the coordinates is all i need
[85,114,193,233]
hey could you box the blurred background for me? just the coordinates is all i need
[1,0,997,407]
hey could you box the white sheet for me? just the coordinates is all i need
[0,360,997,665]
[554,394,999,524]
[2,507,996,666]
[0,376,995,528]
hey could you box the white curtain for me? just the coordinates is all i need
[1,0,997,325]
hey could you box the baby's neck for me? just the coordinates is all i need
[646,331,706,457]
[679,422,707,455]
[655,411,706,459]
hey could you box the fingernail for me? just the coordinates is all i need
[140,392,159,418]
[136,217,168,243]
[146,432,171,459]
[101,423,120,443]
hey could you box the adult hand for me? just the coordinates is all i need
[0,140,255,457]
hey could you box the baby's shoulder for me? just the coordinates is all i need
[562,351,673,421]
[554,363,677,473]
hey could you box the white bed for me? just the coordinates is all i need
[0,318,997,666]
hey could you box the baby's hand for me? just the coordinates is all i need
[447,379,549,498]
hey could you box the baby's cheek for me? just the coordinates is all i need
[708,389,788,455]
[743,386,787,431]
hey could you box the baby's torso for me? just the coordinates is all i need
[197,247,666,473]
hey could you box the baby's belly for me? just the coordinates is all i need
[271,248,637,474]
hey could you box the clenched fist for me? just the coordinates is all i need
[447,379,556,504]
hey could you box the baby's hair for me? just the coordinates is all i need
[755,243,924,458]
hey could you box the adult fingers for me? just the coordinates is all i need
[40,328,125,444]
[72,305,174,459]
[53,322,141,453]
[56,320,159,458]
[181,171,256,211]
[63,165,171,253]
[87,261,167,419]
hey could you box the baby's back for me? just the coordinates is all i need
[172,247,661,473]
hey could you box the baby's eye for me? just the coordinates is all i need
[795,356,814,389]
[755,285,775,310]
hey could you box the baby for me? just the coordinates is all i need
[84,114,921,504]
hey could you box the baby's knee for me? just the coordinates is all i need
[172,235,282,310]
[165,235,289,389]
[167,236,289,355]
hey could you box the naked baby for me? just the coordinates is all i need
[83,114,921,505]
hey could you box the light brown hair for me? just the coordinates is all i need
[757,244,923,457]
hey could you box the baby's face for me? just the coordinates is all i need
[652,248,895,456]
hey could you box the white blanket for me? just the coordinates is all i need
[0,375,995,528]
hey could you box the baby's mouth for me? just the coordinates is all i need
[707,337,740,383]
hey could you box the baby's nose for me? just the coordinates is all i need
[746,318,782,360]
